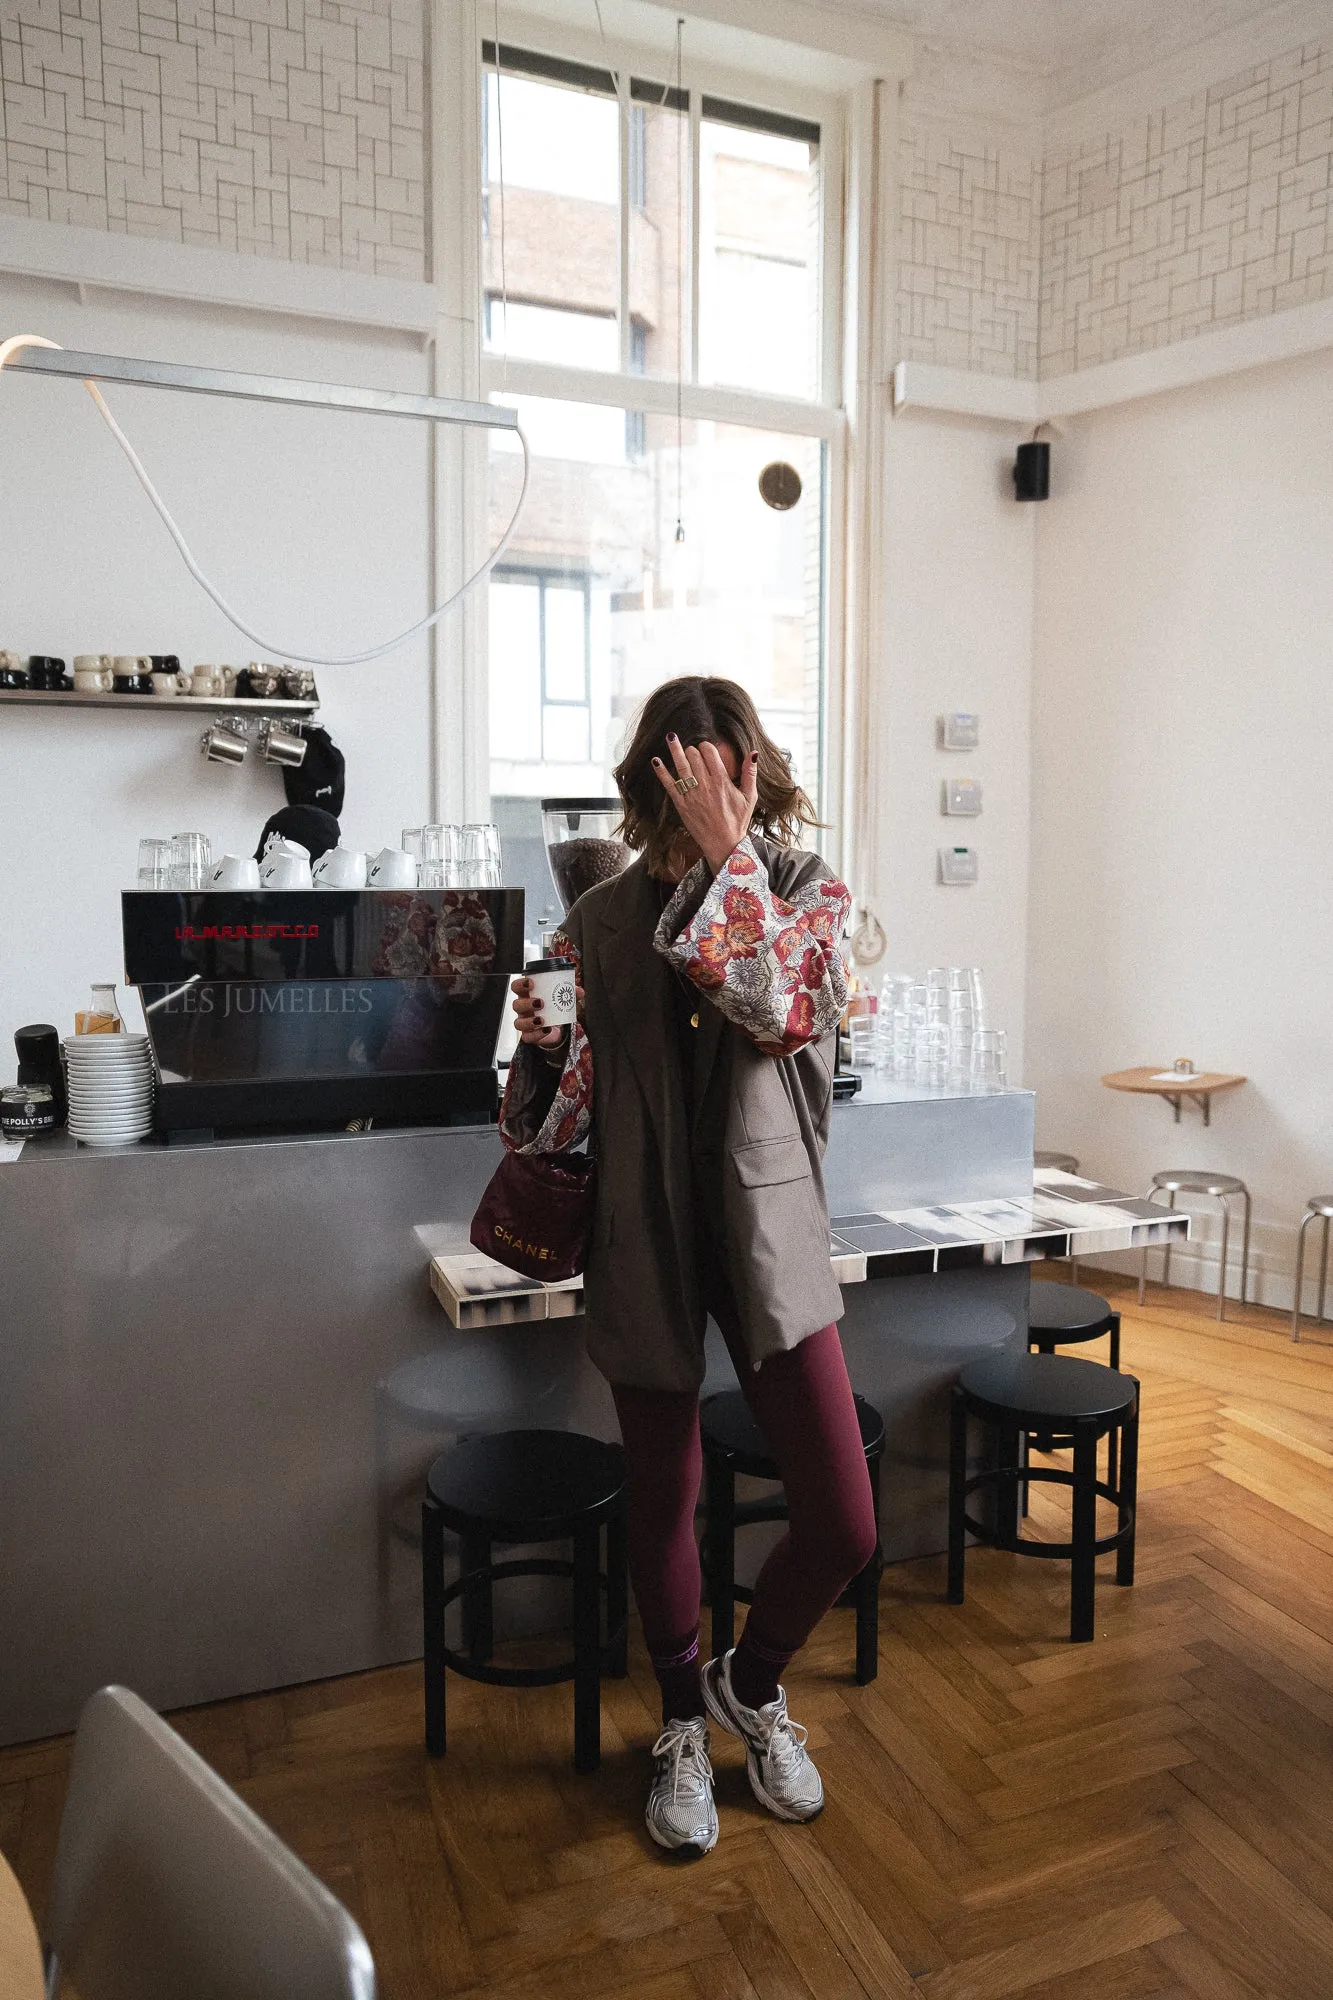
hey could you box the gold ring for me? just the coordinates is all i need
[675,774,700,795]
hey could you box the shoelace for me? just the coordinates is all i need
[753,1697,809,1776]
[651,1722,714,1804]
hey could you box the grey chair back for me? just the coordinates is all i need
[45,1686,375,2000]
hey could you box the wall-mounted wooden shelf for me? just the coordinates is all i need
[0,688,318,715]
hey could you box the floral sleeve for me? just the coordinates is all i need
[654,837,850,1057]
[497,931,594,1154]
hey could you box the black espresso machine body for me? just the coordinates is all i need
[123,888,525,1137]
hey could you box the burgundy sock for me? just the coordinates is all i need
[653,1632,705,1724]
[728,1627,793,1713]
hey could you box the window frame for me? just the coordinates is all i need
[472,11,850,842]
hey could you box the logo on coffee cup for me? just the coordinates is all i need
[553,978,576,1013]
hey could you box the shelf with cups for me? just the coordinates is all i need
[0,689,319,714]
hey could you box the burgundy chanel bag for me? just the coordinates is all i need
[470,1146,597,1283]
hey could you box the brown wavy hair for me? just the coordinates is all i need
[613,676,818,877]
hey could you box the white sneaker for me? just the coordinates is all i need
[701,1651,824,1823]
[645,1716,718,1858]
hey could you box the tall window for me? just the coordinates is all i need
[481,38,839,865]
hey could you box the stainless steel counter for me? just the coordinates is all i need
[0,1085,1038,1744]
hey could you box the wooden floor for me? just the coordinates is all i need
[6,1275,1333,1999]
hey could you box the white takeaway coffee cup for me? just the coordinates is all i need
[367,846,418,889]
[208,854,261,890]
[524,957,578,1026]
[259,838,313,888]
[312,846,368,889]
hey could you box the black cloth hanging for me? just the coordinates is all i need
[284,725,345,816]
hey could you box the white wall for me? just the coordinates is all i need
[874,410,1036,1078]
[1027,345,1333,1309]
[0,272,437,1047]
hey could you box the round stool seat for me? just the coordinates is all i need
[1029,1281,1114,1343]
[426,1430,624,1541]
[1034,1151,1079,1174]
[1304,1195,1333,1219]
[1151,1169,1246,1197]
[701,1389,884,1479]
[959,1352,1136,1429]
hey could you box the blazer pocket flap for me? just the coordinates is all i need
[732,1138,813,1189]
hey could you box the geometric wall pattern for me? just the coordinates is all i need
[902,33,1333,380]
[0,0,425,280]
[898,116,1042,379]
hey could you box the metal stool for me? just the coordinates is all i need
[1292,1196,1333,1343]
[948,1352,1139,1643]
[700,1390,885,1685]
[421,1430,627,1773]
[1138,1169,1251,1320]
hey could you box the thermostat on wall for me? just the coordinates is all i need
[938,712,980,751]
[939,845,979,885]
[942,777,983,816]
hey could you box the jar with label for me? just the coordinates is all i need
[1,1084,56,1141]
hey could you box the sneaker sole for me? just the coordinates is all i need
[700,1662,824,1824]
[646,1816,718,1859]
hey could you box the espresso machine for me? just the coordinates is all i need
[123,887,524,1139]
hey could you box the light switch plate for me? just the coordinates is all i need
[939,845,979,885]
[943,777,983,816]
[939,712,980,751]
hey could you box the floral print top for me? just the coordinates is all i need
[655,835,851,1057]
[499,839,850,1155]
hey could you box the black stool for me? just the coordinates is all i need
[948,1353,1138,1643]
[421,1429,627,1773]
[701,1390,884,1685]
[1028,1280,1122,1489]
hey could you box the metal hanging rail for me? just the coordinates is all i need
[4,346,519,431]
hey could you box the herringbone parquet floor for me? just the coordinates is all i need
[6,1273,1333,1999]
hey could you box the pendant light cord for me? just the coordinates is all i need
[0,332,530,667]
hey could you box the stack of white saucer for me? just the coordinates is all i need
[63,1034,155,1147]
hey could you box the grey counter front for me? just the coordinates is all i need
[0,1082,1036,1745]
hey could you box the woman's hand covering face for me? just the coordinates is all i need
[651,734,759,875]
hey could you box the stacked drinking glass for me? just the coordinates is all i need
[873,966,1006,1090]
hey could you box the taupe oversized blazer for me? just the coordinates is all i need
[504,837,848,1391]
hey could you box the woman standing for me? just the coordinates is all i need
[500,677,878,1859]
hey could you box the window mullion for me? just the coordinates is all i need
[618,75,632,374]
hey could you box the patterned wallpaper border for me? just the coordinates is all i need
[900,34,1333,381]
[0,0,425,280]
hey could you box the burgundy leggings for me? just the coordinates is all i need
[611,1300,878,1716]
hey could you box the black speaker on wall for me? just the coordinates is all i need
[1013,440,1050,501]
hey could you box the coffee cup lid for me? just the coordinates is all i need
[525,957,573,973]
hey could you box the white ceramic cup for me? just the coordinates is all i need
[208,854,261,890]
[189,665,222,697]
[367,846,418,889]
[74,654,111,673]
[74,666,114,693]
[524,957,578,1026]
[150,671,182,696]
[259,839,313,888]
[312,846,368,889]
[0,650,22,672]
